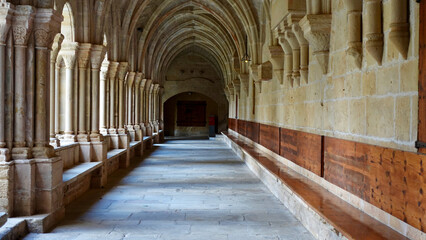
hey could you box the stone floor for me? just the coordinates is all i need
[24,138,315,240]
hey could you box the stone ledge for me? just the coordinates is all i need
[62,162,103,183]
[222,132,409,240]
[129,141,141,149]
[106,149,127,160]
[0,218,27,240]
[0,212,7,228]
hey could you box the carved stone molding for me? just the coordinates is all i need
[278,35,293,85]
[268,45,284,83]
[34,8,63,49]
[77,43,92,69]
[389,0,409,59]
[300,14,332,74]
[365,0,383,66]
[90,44,106,70]
[0,2,14,45]
[258,61,273,81]
[238,73,249,93]
[12,5,35,46]
[50,33,64,63]
[117,62,128,81]
[343,0,362,69]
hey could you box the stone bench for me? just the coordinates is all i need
[106,148,128,175]
[143,136,154,149]
[62,162,103,206]
[222,132,408,240]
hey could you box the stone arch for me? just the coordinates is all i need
[61,2,75,42]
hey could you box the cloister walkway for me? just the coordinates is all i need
[24,137,314,240]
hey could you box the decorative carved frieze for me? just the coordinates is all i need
[300,14,332,74]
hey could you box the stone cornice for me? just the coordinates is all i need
[12,5,35,46]
[0,1,14,45]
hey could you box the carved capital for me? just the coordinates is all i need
[100,59,110,80]
[238,74,249,93]
[60,42,79,69]
[117,62,128,81]
[90,44,106,69]
[134,72,143,86]
[34,8,63,49]
[145,79,152,93]
[12,5,35,46]
[140,78,147,90]
[108,61,120,79]
[300,14,332,74]
[126,72,136,87]
[0,2,14,45]
[77,43,91,68]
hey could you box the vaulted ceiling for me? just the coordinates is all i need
[53,0,265,86]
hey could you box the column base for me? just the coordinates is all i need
[77,134,90,143]
[13,159,36,217]
[108,128,118,134]
[34,157,63,214]
[90,133,104,142]
[78,142,92,163]
[118,128,127,135]
[32,146,56,159]
[0,159,13,215]
[60,134,77,146]
[134,125,142,141]
[100,128,109,135]
[0,148,10,162]
[11,147,32,160]
[145,123,152,136]
[127,125,136,141]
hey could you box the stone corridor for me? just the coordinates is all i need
[23,138,314,240]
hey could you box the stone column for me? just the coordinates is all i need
[32,9,64,222]
[33,8,62,158]
[134,73,142,141]
[0,1,14,216]
[144,79,152,136]
[76,43,91,142]
[0,1,13,160]
[126,72,135,140]
[90,45,106,142]
[108,61,119,134]
[117,62,128,134]
[139,79,147,136]
[159,86,164,131]
[100,60,109,135]
[49,34,63,147]
[60,43,78,144]
[11,5,35,161]
[153,84,159,133]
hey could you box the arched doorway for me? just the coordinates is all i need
[164,92,221,137]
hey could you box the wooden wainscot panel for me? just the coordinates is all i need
[324,137,426,232]
[237,119,246,136]
[228,118,237,131]
[259,124,280,154]
[246,121,260,143]
[280,128,322,176]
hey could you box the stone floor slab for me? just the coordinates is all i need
[23,138,314,240]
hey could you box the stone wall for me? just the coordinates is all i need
[236,0,419,152]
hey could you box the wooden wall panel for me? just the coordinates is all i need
[259,124,280,154]
[280,128,322,176]
[324,137,426,232]
[246,121,260,143]
[228,118,237,131]
[237,119,246,136]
